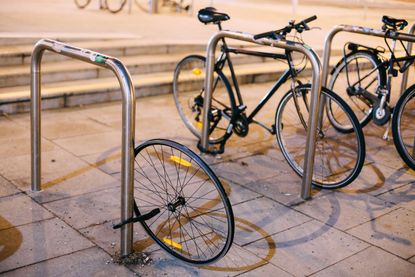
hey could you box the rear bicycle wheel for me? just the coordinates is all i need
[105,0,127,13]
[275,85,365,189]
[173,55,234,145]
[327,50,386,132]
[133,139,234,264]
[74,0,91,8]
[392,84,415,170]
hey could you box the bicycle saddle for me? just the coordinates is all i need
[382,15,408,30]
[198,7,230,24]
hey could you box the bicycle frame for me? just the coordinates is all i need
[342,36,415,110]
[214,40,298,133]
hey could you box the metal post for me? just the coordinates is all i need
[30,39,135,256]
[150,0,158,13]
[322,24,415,88]
[201,30,322,200]
[400,22,415,94]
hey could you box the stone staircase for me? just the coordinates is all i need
[0,38,322,114]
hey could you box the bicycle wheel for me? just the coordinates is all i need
[74,0,91,8]
[327,50,386,132]
[392,84,415,170]
[173,55,234,144]
[133,139,234,264]
[275,85,365,189]
[105,0,127,13]
[135,0,162,13]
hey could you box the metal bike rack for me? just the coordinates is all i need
[322,24,415,90]
[400,22,415,94]
[201,30,323,200]
[31,39,135,256]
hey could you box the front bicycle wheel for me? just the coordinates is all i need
[173,55,234,144]
[105,0,127,13]
[392,84,415,170]
[327,50,386,132]
[133,139,234,264]
[275,85,365,189]
[74,0,91,8]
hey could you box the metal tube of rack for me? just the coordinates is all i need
[322,24,415,88]
[400,22,415,94]
[30,39,136,256]
[201,30,322,200]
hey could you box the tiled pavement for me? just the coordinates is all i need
[0,82,414,276]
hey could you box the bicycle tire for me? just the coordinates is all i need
[392,84,415,170]
[133,139,234,264]
[275,84,366,189]
[327,50,386,132]
[105,0,127,13]
[74,0,91,8]
[173,55,235,145]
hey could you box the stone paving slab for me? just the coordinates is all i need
[239,162,329,206]
[212,154,285,186]
[80,221,160,256]
[245,220,369,276]
[347,207,415,259]
[0,176,19,198]
[294,192,396,231]
[5,149,92,188]
[52,131,122,157]
[231,197,311,246]
[377,183,415,212]
[0,217,93,273]
[238,262,292,277]
[338,162,415,196]
[0,136,58,160]
[128,244,269,277]
[44,187,122,230]
[0,193,54,231]
[28,166,120,204]
[2,246,134,276]
[312,246,415,277]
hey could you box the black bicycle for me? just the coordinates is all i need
[74,0,127,13]
[113,139,234,264]
[328,15,415,170]
[173,8,366,189]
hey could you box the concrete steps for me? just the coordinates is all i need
[0,38,330,114]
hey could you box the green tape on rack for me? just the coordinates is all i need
[95,54,108,64]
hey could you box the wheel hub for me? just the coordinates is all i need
[167,196,186,212]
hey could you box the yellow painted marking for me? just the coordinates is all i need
[163,238,183,250]
[170,156,192,167]
[196,121,203,129]
[192,68,203,76]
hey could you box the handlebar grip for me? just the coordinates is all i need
[253,30,277,40]
[302,15,317,24]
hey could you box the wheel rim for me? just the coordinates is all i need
[173,56,232,143]
[395,91,415,167]
[276,86,364,188]
[328,52,383,130]
[134,140,233,264]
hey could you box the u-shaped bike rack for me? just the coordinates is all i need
[322,24,415,91]
[400,22,415,94]
[200,30,323,200]
[31,39,135,256]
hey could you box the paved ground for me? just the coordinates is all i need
[0,0,415,276]
[0,80,414,276]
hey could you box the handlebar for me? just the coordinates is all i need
[254,15,317,40]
